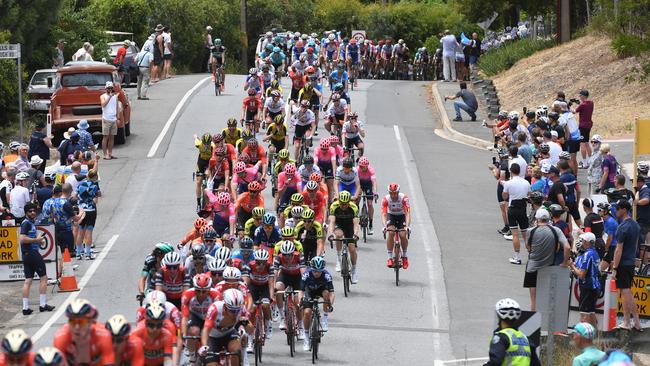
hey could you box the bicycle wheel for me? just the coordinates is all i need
[360,205,368,243]
[341,252,350,297]
[254,311,264,365]
[288,309,295,357]
[311,311,320,363]
[394,243,401,287]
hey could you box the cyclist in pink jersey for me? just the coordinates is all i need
[275,163,302,213]
[314,139,337,202]
[329,136,345,165]
[231,161,262,197]
[357,156,378,235]
[204,190,236,237]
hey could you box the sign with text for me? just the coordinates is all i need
[0,227,20,262]
[0,44,20,59]
[617,275,650,318]
[0,225,57,281]
[351,30,366,43]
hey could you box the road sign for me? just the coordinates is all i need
[0,227,20,262]
[518,311,541,346]
[351,30,366,43]
[0,44,20,59]
[0,225,57,281]
[617,275,650,318]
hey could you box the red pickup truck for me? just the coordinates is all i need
[48,62,132,144]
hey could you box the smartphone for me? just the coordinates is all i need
[481,120,487,127]
[523,107,527,114]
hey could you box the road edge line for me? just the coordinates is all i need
[147,76,211,158]
[31,234,120,342]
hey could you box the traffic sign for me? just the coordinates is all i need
[351,30,366,43]
[0,44,20,59]
[0,227,19,262]
[617,275,650,318]
[0,225,57,281]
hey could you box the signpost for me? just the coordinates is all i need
[536,266,570,366]
[351,30,366,44]
[0,44,24,143]
[0,225,57,281]
[633,118,650,219]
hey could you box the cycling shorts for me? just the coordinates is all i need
[329,114,345,125]
[338,182,357,196]
[301,288,327,309]
[317,161,334,179]
[294,124,311,141]
[360,180,373,195]
[326,51,336,61]
[245,109,257,122]
[249,283,271,303]
[345,136,362,149]
[276,271,302,290]
[197,158,210,175]
[22,250,46,279]
[387,213,405,230]
[279,186,298,211]
[206,330,240,362]
[334,223,354,239]
[290,87,300,102]
[188,312,205,329]
[349,54,359,64]
[507,204,529,230]
[79,210,97,230]
[270,139,285,152]
[266,110,282,121]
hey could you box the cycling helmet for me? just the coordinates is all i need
[240,236,254,250]
[495,298,521,320]
[273,115,285,126]
[508,111,520,120]
[306,180,319,191]
[9,141,20,151]
[191,243,206,258]
[278,149,290,159]
[311,256,326,271]
[216,192,231,206]
[195,217,208,229]
[306,66,315,73]
[559,151,571,160]
[105,315,131,337]
[280,240,296,254]
[342,37,349,44]
[597,202,611,213]
[307,47,314,54]
[223,266,242,281]
[223,288,245,311]
[358,156,369,167]
[262,213,276,225]
[65,298,94,318]
[332,93,341,101]
[16,172,29,181]
[145,303,166,321]
[328,33,336,41]
[247,88,257,96]
[193,273,213,289]
[348,111,358,119]
[249,181,263,192]
[303,155,314,165]
[539,143,550,154]
[214,246,232,262]
[154,242,174,255]
[270,90,281,98]
[208,257,227,272]
[284,163,296,175]
[398,38,404,44]
[203,227,218,241]
[281,226,295,237]
[537,116,549,125]
[333,83,344,92]
[548,111,559,120]
[525,111,536,120]
[199,226,208,236]
[537,104,549,115]
[529,191,544,205]
[252,206,265,218]
[342,157,354,168]
[291,206,304,218]
[304,84,313,92]
[549,204,565,215]
[2,329,32,356]
[338,191,351,203]
[329,135,339,144]
[638,161,649,174]
[33,347,65,366]
[497,110,508,120]
[234,161,247,174]
[162,252,182,267]
[302,208,315,220]
[309,172,322,182]
[535,108,546,118]
[591,134,602,143]
[579,232,596,245]
[290,192,304,203]
[249,67,258,75]
[272,46,281,53]
[227,117,238,127]
[265,31,273,37]
[319,139,331,150]
[145,290,167,305]
[388,183,400,193]
[300,99,310,108]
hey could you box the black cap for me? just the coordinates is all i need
[548,111,559,119]
[548,166,560,175]
[579,89,589,97]
[53,185,63,194]
[616,199,632,211]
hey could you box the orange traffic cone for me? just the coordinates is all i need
[59,248,79,292]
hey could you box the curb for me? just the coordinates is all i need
[430,83,492,150]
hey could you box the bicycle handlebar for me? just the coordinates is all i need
[383,227,411,239]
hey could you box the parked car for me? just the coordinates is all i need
[48,61,132,144]
[107,41,139,86]
[27,69,58,113]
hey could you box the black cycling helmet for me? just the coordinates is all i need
[342,157,354,168]
[529,191,544,205]
[548,111,559,120]
[525,111,536,119]
[227,117,238,127]
[303,155,314,165]
[549,204,564,215]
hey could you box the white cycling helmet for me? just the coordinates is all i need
[328,34,335,41]
[495,298,521,320]
[637,161,649,174]
[214,246,232,262]
[254,249,270,261]
[206,26,213,31]
[579,232,596,244]
[162,252,181,266]
[223,266,242,281]
[223,288,245,310]
[280,240,295,255]
[145,290,167,305]
[207,257,228,272]
[508,111,520,120]
[291,206,304,218]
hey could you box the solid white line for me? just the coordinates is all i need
[31,234,120,342]
[393,125,451,359]
[147,77,210,158]
[437,357,489,364]
[603,138,633,143]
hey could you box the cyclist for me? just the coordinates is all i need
[276,164,302,215]
[243,68,264,96]
[259,64,275,91]
[279,191,305,228]
[314,139,337,202]
[207,146,231,193]
[235,181,264,230]
[328,82,350,106]
[295,208,325,260]
[253,213,282,255]
[302,181,328,224]
[300,257,335,352]
[194,133,215,210]
[241,139,267,178]
[204,191,236,237]
[138,242,175,301]
[214,267,254,353]
[32,348,66,366]
[346,38,360,86]
[181,273,219,364]
[328,191,359,283]
[288,66,306,104]
[135,291,182,332]
[231,160,262,197]
[208,257,228,286]
[357,157,378,235]
[241,88,262,132]
[298,155,321,187]
[263,90,285,129]
[264,114,289,161]
[264,79,283,99]
[380,39,393,75]
[132,303,176,366]
[274,240,306,340]
[291,41,305,65]
[179,218,207,250]
[1,329,35,366]
[155,252,191,308]
[335,157,361,203]
[272,148,295,179]
[274,226,305,255]
[381,183,411,269]
[597,202,619,271]
[338,38,349,68]
[285,206,304,229]
[330,135,345,164]
[266,47,286,79]
[323,33,339,75]
[298,82,322,133]
[342,112,365,157]
[184,243,214,278]
[243,249,275,340]
[324,94,348,136]
[222,118,243,147]
[105,315,145,366]
[244,207,265,238]
[53,299,115,366]
[487,298,540,366]
[329,63,348,91]
[200,289,250,366]
[290,100,316,161]
[214,246,233,267]
[391,39,407,75]
[211,38,226,91]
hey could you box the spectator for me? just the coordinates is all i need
[613,199,641,330]
[151,25,165,82]
[502,163,530,264]
[72,42,92,62]
[546,166,567,208]
[468,32,481,69]
[162,26,173,79]
[549,204,572,262]
[100,81,119,160]
[26,156,45,189]
[57,132,82,165]
[65,162,83,196]
[52,39,66,68]
[542,130,561,166]
[524,208,570,311]
[455,37,467,82]
[559,160,582,228]
[635,174,650,244]
[444,82,477,121]
[19,202,55,315]
[489,148,511,237]
[516,133,533,164]
[10,172,31,223]
[569,234,601,329]
[28,121,53,173]
[76,120,95,152]
[14,144,30,172]
[0,167,16,216]
[114,40,130,82]
[136,43,154,100]
[597,144,617,193]
[557,101,580,174]
[35,171,55,208]
[572,90,594,169]
[586,134,603,194]
[440,30,459,82]
[508,145,527,179]
[571,322,604,366]
[76,170,101,260]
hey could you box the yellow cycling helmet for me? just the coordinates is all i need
[339,191,351,203]
[302,208,315,220]
[280,226,294,237]
[227,118,238,127]
[278,149,290,159]
[201,133,212,144]
[252,206,265,218]
[274,114,284,124]
[291,193,304,203]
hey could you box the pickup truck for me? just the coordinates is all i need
[47,61,132,144]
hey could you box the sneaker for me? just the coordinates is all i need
[86,253,95,260]
[321,315,329,332]
[22,309,33,316]
[402,257,409,270]
[503,234,513,241]
[303,338,311,352]
[351,270,358,284]
[76,254,83,260]
[39,304,55,312]
[509,257,522,265]
[91,242,95,249]
[368,227,374,235]
[470,114,477,121]
[279,319,286,330]
[266,323,273,339]
[272,305,280,322]
[386,258,394,268]
[335,261,341,272]
[297,328,305,340]
[452,117,463,122]
[497,226,509,235]
[247,337,254,353]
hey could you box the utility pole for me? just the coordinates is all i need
[556,0,570,43]
[240,0,248,68]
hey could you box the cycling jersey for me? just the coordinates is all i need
[195,140,215,162]
[381,193,410,216]
[298,87,316,102]
[181,288,219,319]
[235,192,264,214]
[273,251,305,276]
[141,254,159,291]
[325,100,348,117]
[53,323,115,366]
[242,96,262,113]
[314,147,336,168]
[301,191,327,221]
[343,120,364,139]
[289,69,306,90]
[253,226,282,249]
[244,217,261,237]
[155,266,191,300]
[272,240,304,256]
[244,260,274,286]
[114,334,144,366]
[231,164,259,187]
[265,86,283,98]
[298,165,321,185]
[268,52,286,67]
[135,301,182,329]
[231,249,255,271]
[292,47,305,61]
[336,166,358,185]
[204,301,249,338]
[211,44,226,59]
[214,281,251,304]
[266,122,288,142]
[291,108,315,127]
[241,145,267,165]
[0,352,34,366]
[204,190,236,229]
[329,70,348,86]
[278,170,301,191]
[221,128,242,146]
[301,268,334,293]
[329,201,358,226]
[184,254,214,278]
[381,44,393,59]
[131,325,174,366]
[295,220,324,240]
[347,44,359,63]
[264,98,285,114]
[273,159,295,176]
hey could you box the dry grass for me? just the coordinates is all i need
[491,34,650,138]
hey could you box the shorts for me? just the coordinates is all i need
[269,138,285,152]
[188,312,205,329]
[153,52,163,66]
[578,286,598,313]
[329,114,345,125]
[167,297,181,309]
[317,161,334,179]
[497,183,505,203]
[279,186,297,212]
[290,87,300,102]
[102,119,118,136]
[567,140,580,154]
[387,213,406,230]
[639,222,650,240]
[22,250,47,279]
[615,265,635,289]
[206,330,240,362]
[276,271,302,290]
[523,270,537,288]
[249,283,271,303]
[345,136,362,148]
[338,182,357,196]
[301,287,327,309]
[55,229,75,254]
[79,210,97,230]
[163,53,173,60]
[294,124,311,141]
[334,223,354,239]
[602,246,615,263]
[267,110,282,121]
[507,205,529,230]
[566,201,581,221]
[579,128,591,143]
[237,209,252,229]
[360,180,373,196]
[245,109,257,122]
[310,95,320,110]
[197,158,210,175]
[302,240,318,262]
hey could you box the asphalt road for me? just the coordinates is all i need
[4,74,550,364]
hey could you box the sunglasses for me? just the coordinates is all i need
[195,256,205,261]
[304,219,313,223]
[167,265,179,270]
[69,318,90,326]
[205,239,216,243]
[146,321,164,329]
[112,335,127,343]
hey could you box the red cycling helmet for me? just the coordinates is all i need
[307,47,314,54]
[319,139,330,150]
[193,273,213,290]
[248,181,262,192]
[212,134,224,143]
[239,152,250,164]
[358,156,369,167]
[309,172,322,183]
[216,192,231,205]
[247,139,258,148]
[194,217,208,229]
[388,183,400,193]
[214,146,225,156]
[284,163,296,175]
[234,161,247,174]
[306,66,315,73]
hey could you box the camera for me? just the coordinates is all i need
[568,98,580,107]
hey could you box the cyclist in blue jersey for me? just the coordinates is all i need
[231,236,255,271]
[253,213,282,254]
[346,38,360,87]
[300,257,335,351]
[267,47,286,79]
[244,67,264,95]
[329,63,348,91]
[292,40,305,64]
[338,38,349,63]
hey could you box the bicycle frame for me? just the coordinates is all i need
[328,237,356,296]
[275,288,299,357]
[201,350,241,366]
[384,228,409,286]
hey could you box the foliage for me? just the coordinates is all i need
[0,31,29,135]
[453,0,554,29]
[611,34,648,58]
[477,38,556,76]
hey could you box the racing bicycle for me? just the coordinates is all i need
[214,65,223,96]
[252,299,267,366]
[358,194,377,243]
[305,297,331,364]
[328,236,356,297]
[199,350,241,366]
[383,228,410,286]
[276,287,299,357]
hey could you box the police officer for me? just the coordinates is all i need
[485,298,540,366]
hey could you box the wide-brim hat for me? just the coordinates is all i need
[155,24,164,32]
[77,119,89,130]
[30,155,44,166]
[63,127,75,139]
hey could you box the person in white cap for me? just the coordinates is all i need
[10,172,31,223]
[100,81,118,160]
[568,232,601,328]
[26,155,45,189]
[586,134,603,194]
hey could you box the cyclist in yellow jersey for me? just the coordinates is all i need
[274,226,304,254]
[194,133,215,209]
[264,79,283,98]
[280,193,308,227]
[243,207,265,237]
[263,114,289,156]
[222,118,242,146]
[273,149,295,176]
[328,191,359,282]
[295,208,325,260]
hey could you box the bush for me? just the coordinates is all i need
[611,33,648,58]
[478,38,556,77]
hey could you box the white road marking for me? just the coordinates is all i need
[31,234,120,342]
[437,357,489,365]
[147,77,211,158]
[393,124,452,360]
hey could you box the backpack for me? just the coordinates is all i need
[527,225,561,265]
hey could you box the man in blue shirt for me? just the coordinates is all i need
[559,160,582,228]
[569,232,601,328]
[613,199,641,330]
[19,202,55,315]
[76,170,101,260]
[571,322,605,366]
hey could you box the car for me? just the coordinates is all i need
[27,69,58,113]
[107,41,140,86]
[48,61,132,145]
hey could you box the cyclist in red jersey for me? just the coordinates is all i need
[273,241,306,340]
[381,183,411,269]
[53,299,115,366]
[32,347,65,366]
[302,181,327,223]
[0,329,35,366]
[234,182,264,229]
[241,140,267,179]
[132,304,176,366]
[105,315,144,366]
[214,267,252,310]
[207,145,231,193]
[242,249,275,340]
[155,252,191,308]
[135,291,182,334]
[309,172,329,202]
[181,274,220,363]
[241,89,262,131]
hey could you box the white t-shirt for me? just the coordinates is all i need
[503,176,531,205]
[509,156,527,178]
[65,175,81,196]
[0,180,13,207]
[9,185,30,218]
[548,141,562,165]
[163,32,172,55]
[440,35,458,57]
